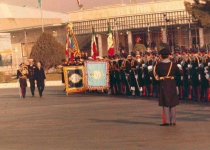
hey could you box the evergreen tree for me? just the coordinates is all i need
[185,0,210,27]
[30,32,65,70]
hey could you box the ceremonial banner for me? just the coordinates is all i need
[84,61,109,90]
[63,66,85,93]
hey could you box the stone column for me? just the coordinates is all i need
[127,31,133,54]
[199,28,204,48]
[162,28,167,43]
[96,34,103,57]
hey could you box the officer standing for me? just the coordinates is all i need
[154,48,182,126]
[28,59,36,97]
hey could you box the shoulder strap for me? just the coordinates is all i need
[166,62,173,77]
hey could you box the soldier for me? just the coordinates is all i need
[174,50,184,99]
[180,49,191,100]
[204,50,210,101]
[27,59,36,97]
[150,51,159,98]
[130,52,139,96]
[200,48,209,101]
[119,53,128,95]
[153,48,182,126]
[189,48,201,101]
[17,63,28,98]
[142,52,152,97]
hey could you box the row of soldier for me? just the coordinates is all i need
[109,48,210,102]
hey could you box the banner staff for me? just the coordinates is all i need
[38,0,44,32]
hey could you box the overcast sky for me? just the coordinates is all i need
[1,0,152,13]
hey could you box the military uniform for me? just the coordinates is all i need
[28,62,36,96]
[17,63,28,98]
[154,48,182,126]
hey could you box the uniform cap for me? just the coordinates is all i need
[159,48,171,55]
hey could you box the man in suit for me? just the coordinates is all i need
[34,62,46,97]
[27,59,36,97]
[154,48,182,126]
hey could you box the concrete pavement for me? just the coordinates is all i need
[0,80,63,89]
[0,87,210,150]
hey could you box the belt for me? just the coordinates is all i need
[159,76,174,80]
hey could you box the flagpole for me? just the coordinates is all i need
[41,0,44,33]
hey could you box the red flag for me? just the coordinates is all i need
[77,0,80,5]
[107,21,114,56]
[91,28,98,59]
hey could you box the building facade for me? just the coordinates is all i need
[69,0,210,56]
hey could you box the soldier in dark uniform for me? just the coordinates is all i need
[119,53,127,95]
[17,63,28,98]
[200,48,209,101]
[174,50,184,99]
[204,50,210,101]
[27,59,36,97]
[154,48,182,126]
[180,49,191,100]
[142,52,152,97]
[130,52,139,96]
[151,51,159,98]
[189,48,201,101]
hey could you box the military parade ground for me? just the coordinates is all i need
[0,86,209,150]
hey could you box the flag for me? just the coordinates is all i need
[38,0,41,7]
[91,27,98,60]
[77,0,80,5]
[107,21,114,56]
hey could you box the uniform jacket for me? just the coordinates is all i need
[154,60,182,107]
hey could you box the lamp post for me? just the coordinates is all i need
[14,46,18,70]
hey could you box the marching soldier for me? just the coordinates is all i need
[17,63,28,98]
[27,59,36,97]
[153,48,182,126]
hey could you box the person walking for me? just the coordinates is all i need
[34,62,46,98]
[27,59,36,97]
[153,48,182,126]
[17,63,28,98]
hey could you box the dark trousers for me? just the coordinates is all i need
[37,80,45,96]
[21,87,26,98]
[29,79,35,95]
[163,106,176,124]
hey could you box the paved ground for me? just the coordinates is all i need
[0,87,210,150]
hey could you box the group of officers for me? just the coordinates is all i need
[16,59,46,98]
[108,47,210,102]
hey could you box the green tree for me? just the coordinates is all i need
[30,32,65,71]
[185,0,210,27]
